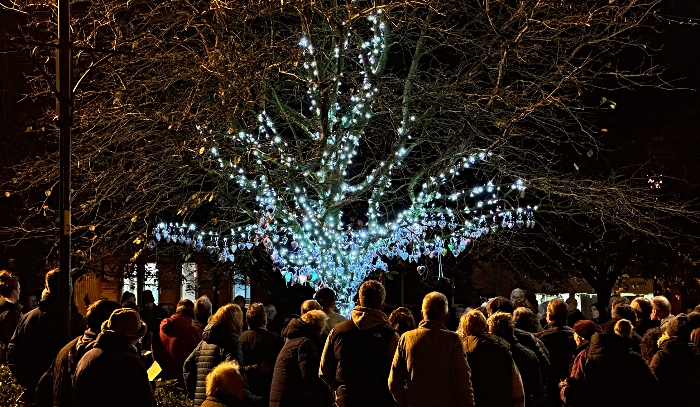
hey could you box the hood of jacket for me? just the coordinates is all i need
[587,332,632,363]
[76,327,100,353]
[282,317,319,340]
[351,307,391,330]
[202,321,238,346]
[161,313,193,337]
[94,330,139,354]
[37,292,58,312]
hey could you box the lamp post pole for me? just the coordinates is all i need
[57,0,72,341]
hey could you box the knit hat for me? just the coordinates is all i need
[573,319,602,340]
[101,308,147,339]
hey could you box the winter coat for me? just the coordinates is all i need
[319,306,399,407]
[184,322,243,407]
[35,328,100,407]
[499,334,542,406]
[152,312,202,387]
[389,320,475,407]
[464,333,525,407]
[73,331,156,407]
[269,317,332,407]
[650,336,700,407]
[515,328,550,383]
[140,304,169,349]
[6,294,84,398]
[536,323,576,406]
[559,342,589,407]
[582,333,659,407]
[0,297,21,363]
[239,326,283,398]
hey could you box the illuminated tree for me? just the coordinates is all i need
[2,0,692,305]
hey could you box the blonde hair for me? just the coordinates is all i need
[210,303,244,334]
[614,319,633,338]
[300,299,322,315]
[458,309,487,339]
[301,309,328,332]
[205,360,244,400]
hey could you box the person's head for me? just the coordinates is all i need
[195,296,213,323]
[205,360,245,401]
[85,300,121,332]
[547,298,569,326]
[458,309,487,338]
[512,306,539,333]
[573,320,601,346]
[640,326,665,364]
[388,307,416,336]
[315,287,337,312]
[590,302,601,320]
[142,290,156,309]
[0,270,20,302]
[176,299,195,319]
[485,296,514,317]
[358,280,386,310]
[565,296,578,312]
[651,296,672,321]
[233,296,246,308]
[120,291,136,305]
[612,304,636,322]
[301,309,327,333]
[264,304,277,321]
[510,288,526,304]
[631,297,653,321]
[101,308,147,344]
[45,268,60,294]
[27,294,37,309]
[487,311,515,340]
[300,299,322,315]
[609,295,629,311]
[246,302,267,328]
[665,312,700,341]
[422,291,449,322]
[211,303,244,334]
[614,319,633,338]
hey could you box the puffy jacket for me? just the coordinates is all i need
[536,323,576,406]
[184,322,243,407]
[319,306,399,407]
[73,331,156,407]
[650,336,700,407]
[498,334,542,405]
[269,318,332,407]
[153,312,202,387]
[515,328,550,383]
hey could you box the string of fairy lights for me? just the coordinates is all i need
[152,9,535,311]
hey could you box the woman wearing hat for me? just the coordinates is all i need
[559,320,601,406]
[73,308,155,407]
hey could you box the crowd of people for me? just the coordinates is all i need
[2,268,700,407]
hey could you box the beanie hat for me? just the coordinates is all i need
[573,319,602,340]
[102,308,147,339]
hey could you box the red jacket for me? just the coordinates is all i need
[152,312,202,386]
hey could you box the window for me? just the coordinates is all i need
[181,262,198,302]
[122,263,160,304]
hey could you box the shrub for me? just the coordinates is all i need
[0,364,23,407]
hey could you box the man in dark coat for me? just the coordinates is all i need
[565,297,585,328]
[0,270,21,364]
[139,289,168,350]
[583,332,659,407]
[152,299,202,387]
[269,310,332,407]
[73,308,156,407]
[7,269,85,402]
[35,299,120,407]
[536,298,577,407]
[320,280,399,407]
[600,304,643,353]
[239,302,283,399]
